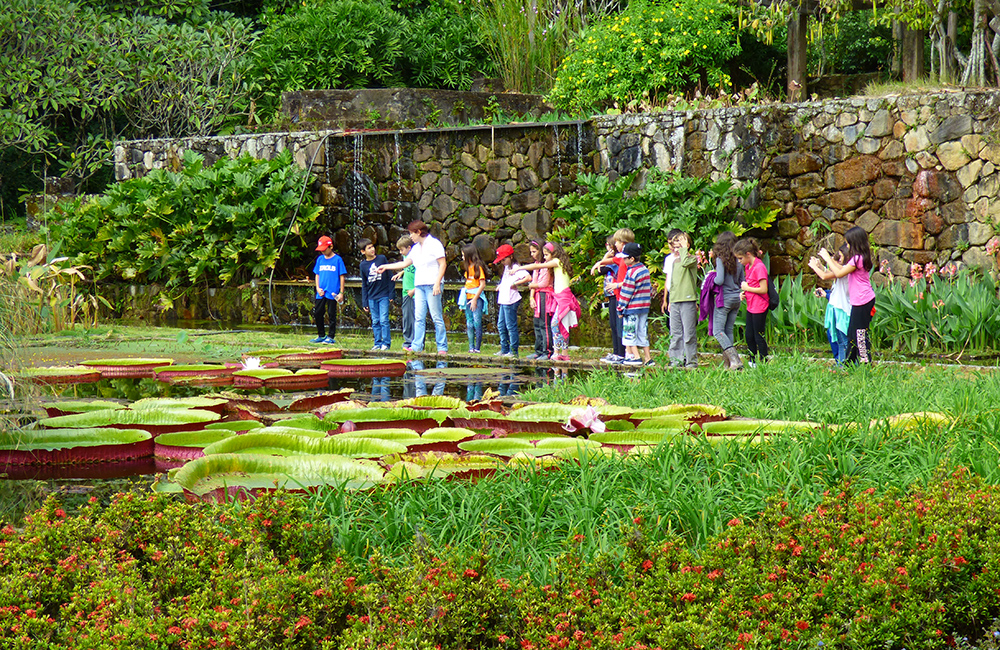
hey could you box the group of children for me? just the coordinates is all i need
[311,219,876,368]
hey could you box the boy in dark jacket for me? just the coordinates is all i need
[359,238,395,351]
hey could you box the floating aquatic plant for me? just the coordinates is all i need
[0,427,152,465]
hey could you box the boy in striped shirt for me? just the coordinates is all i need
[617,242,654,367]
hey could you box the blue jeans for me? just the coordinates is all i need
[368,297,390,348]
[413,285,447,353]
[497,303,520,354]
[464,298,484,351]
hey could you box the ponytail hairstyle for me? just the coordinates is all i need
[843,226,872,272]
[733,238,758,258]
[461,244,486,279]
[712,230,738,277]
[545,242,573,277]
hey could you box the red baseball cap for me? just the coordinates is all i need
[316,236,333,251]
[493,244,514,264]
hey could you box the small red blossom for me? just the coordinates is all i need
[796,621,809,631]
[463,568,479,578]
[728,518,742,526]
[54,509,66,518]
[642,560,653,572]
[681,592,696,603]
[896,567,908,576]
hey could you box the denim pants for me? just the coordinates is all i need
[464,298,484,352]
[497,303,520,354]
[712,297,741,351]
[413,285,447,353]
[368,296,390,349]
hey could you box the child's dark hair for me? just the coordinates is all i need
[605,235,616,248]
[529,240,544,262]
[667,228,684,241]
[843,226,873,272]
[733,238,758,257]
[461,244,486,274]
[545,242,573,277]
[712,231,738,277]
[358,238,373,250]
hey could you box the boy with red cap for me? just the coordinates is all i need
[310,235,347,344]
[493,243,530,358]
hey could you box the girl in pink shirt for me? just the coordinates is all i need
[735,238,769,364]
[819,226,875,364]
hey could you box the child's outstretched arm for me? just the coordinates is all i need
[818,248,856,278]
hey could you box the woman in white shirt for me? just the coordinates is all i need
[378,221,449,354]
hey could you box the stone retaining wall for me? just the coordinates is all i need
[115,90,1000,283]
[593,90,1000,277]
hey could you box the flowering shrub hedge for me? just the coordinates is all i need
[548,0,741,111]
[4,471,1000,648]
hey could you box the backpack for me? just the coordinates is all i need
[767,276,779,311]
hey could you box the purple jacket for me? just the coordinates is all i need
[698,271,724,332]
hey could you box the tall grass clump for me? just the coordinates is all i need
[469,0,592,94]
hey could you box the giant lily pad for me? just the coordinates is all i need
[321,359,407,377]
[391,396,466,409]
[202,432,407,458]
[19,366,102,385]
[42,400,124,418]
[381,451,502,479]
[173,453,386,500]
[233,368,294,388]
[322,407,445,432]
[132,396,229,414]
[631,404,726,419]
[696,419,820,436]
[205,420,264,432]
[458,437,602,458]
[636,415,691,430]
[153,365,233,380]
[275,348,344,362]
[155,430,236,461]
[0,428,152,465]
[264,369,330,390]
[39,408,221,436]
[80,358,173,378]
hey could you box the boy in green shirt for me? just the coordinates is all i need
[667,231,699,368]
[392,236,417,351]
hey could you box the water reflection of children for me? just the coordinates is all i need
[370,376,391,402]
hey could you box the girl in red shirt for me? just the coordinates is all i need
[735,238,769,365]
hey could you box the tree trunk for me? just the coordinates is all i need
[902,26,926,82]
[787,10,808,101]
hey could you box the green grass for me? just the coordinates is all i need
[300,356,1000,582]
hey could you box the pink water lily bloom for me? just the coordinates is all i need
[563,406,606,433]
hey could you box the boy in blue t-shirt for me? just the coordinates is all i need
[311,235,347,344]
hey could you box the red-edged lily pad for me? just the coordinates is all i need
[321,359,407,377]
[0,428,153,465]
[19,366,103,385]
[80,358,174,378]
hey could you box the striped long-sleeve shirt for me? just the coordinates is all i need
[617,262,651,315]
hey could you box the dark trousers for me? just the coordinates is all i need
[745,311,768,361]
[533,292,553,357]
[314,296,338,339]
[608,295,624,357]
[847,298,875,364]
[401,293,414,346]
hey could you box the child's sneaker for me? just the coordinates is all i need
[643,359,656,367]
[525,353,539,360]
[402,346,413,353]
[623,356,642,366]
[322,336,336,344]
[309,336,325,344]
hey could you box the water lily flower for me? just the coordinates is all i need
[563,406,606,433]
[240,356,261,370]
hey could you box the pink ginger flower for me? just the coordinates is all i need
[987,237,1000,256]
[910,263,924,280]
[924,262,938,278]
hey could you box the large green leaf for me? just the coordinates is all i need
[0,428,151,451]
[391,396,465,409]
[132,396,228,410]
[203,432,407,457]
[40,408,221,428]
[155,430,235,448]
[631,404,726,418]
[205,420,264,432]
[696,419,820,435]
[588,430,684,445]
[80,358,173,367]
[42,400,124,415]
[419,427,477,442]
[635,416,691,430]
[323,408,448,425]
[173,453,386,495]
